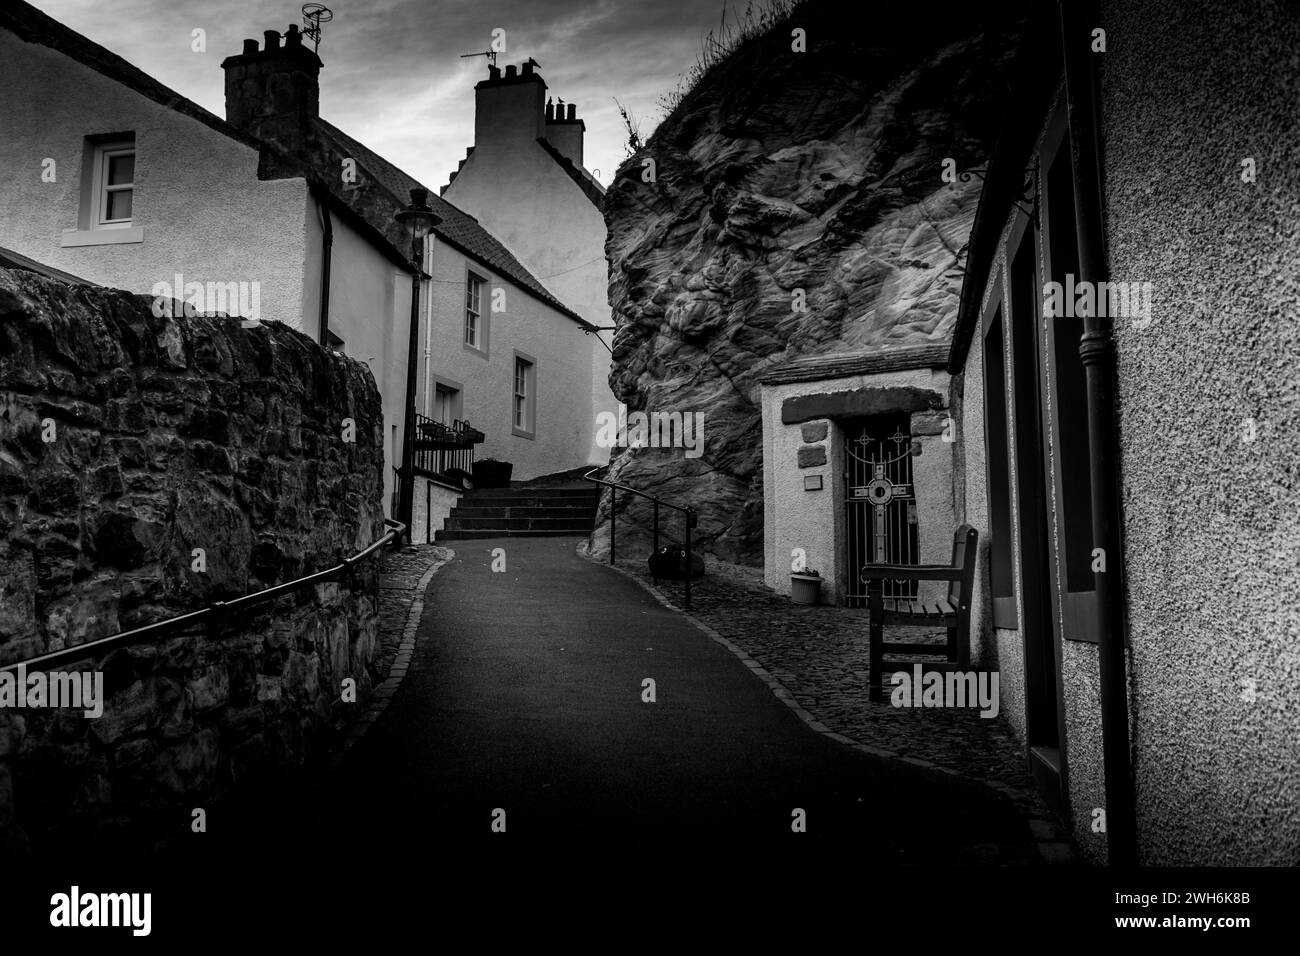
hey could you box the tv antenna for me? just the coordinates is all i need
[301,3,333,51]
[459,48,498,67]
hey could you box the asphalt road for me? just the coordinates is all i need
[323,536,1038,866]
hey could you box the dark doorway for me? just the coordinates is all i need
[842,414,919,608]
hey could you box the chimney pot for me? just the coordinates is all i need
[566,103,576,121]
[505,64,517,78]
[488,64,501,81]
[545,103,554,121]
[223,28,322,154]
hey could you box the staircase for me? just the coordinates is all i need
[438,486,599,540]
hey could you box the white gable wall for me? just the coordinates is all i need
[0,29,310,329]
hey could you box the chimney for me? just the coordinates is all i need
[544,99,585,169]
[472,60,547,152]
[221,24,323,156]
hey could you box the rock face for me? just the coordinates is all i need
[0,267,384,851]
[596,1,1019,564]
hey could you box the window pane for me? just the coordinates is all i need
[107,153,134,185]
[105,188,133,221]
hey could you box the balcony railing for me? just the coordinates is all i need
[412,413,484,487]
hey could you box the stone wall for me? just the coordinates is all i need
[0,267,385,853]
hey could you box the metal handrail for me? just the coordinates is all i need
[582,466,697,609]
[0,518,407,675]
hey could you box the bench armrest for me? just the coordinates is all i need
[860,564,962,582]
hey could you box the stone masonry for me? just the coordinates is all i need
[0,267,385,854]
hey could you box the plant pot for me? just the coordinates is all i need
[472,460,513,488]
[790,573,822,605]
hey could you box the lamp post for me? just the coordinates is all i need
[394,187,440,543]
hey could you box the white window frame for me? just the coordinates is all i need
[512,352,535,439]
[464,271,486,354]
[92,143,135,228]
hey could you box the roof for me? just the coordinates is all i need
[0,1,264,155]
[1,1,587,328]
[946,8,1061,374]
[0,246,93,285]
[314,120,592,328]
[534,137,605,210]
[759,344,951,385]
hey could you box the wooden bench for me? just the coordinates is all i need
[862,524,978,702]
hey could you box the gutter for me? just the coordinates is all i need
[314,189,333,345]
[1058,0,1137,867]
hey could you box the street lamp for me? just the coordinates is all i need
[394,187,440,543]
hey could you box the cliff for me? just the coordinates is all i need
[597,0,1020,563]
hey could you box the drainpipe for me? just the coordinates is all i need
[311,184,334,344]
[1058,0,1137,867]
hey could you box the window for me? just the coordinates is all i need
[512,353,535,439]
[464,271,486,353]
[62,133,142,247]
[94,143,135,227]
[433,383,461,424]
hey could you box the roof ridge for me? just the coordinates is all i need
[534,137,605,210]
[1,0,262,154]
[311,118,590,327]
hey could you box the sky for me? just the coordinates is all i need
[28,0,731,190]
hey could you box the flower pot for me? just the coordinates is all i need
[472,460,513,488]
[790,573,822,605]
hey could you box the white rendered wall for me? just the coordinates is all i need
[0,30,309,329]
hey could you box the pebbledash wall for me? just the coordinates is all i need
[441,65,614,468]
[0,26,311,331]
[949,0,1300,865]
[0,268,385,852]
[303,203,411,515]
[419,239,595,482]
[1093,0,1300,866]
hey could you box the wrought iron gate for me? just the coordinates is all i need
[844,416,919,607]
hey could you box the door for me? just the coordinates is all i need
[843,414,919,608]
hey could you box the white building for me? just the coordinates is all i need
[441,60,615,464]
[0,4,607,540]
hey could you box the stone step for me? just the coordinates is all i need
[449,505,598,520]
[453,495,599,509]
[436,528,593,540]
[463,487,599,500]
[442,515,596,532]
